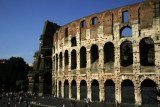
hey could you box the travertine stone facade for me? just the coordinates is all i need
[29,0,160,106]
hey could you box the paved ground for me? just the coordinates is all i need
[0,94,159,107]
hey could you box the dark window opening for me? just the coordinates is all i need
[123,11,129,23]
[121,79,135,104]
[81,20,85,28]
[65,28,68,37]
[71,80,77,98]
[64,80,69,98]
[80,47,86,68]
[71,37,77,46]
[104,42,114,64]
[91,45,99,64]
[92,17,97,25]
[80,80,87,100]
[91,80,99,101]
[140,38,155,66]
[105,80,115,102]
[71,50,77,70]
[33,74,39,93]
[64,50,68,67]
[44,58,52,69]
[59,81,61,98]
[138,8,141,24]
[141,79,157,105]
[59,52,62,68]
[120,27,132,37]
[120,41,133,67]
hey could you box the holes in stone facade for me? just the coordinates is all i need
[140,37,155,66]
[80,47,86,68]
[80,80,87,100]
[105,80,115,102]
[59,52,62,68]
[138,8,141,24]
[71,50,77,70]
[120,41,133,67]
[43,72,52,94]
[91,45,99,64]
[122,11,129,23]
[120,26,132,37]
[103,42,114,64]
[92,17,97,25]
[91,80,99,101]
[71,80,77,98]
[71,37,77,47]
[64,50,69,67]
[121,79,135,104]
[81,20,85,28]
[141,79,157,105]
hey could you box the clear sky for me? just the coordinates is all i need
[0,0,146,64]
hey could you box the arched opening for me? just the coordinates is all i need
[64,50,69,67]
[59,52,62,68]
[91,80,99,101]
[80,80,87,100]
[141,79,157,105]
[56,54,58,70]
[71,50,77,70]
[121,79,135,104]
[59,81,61,98]
[33,74,39,93]
[91,45,99,64]
[103,42,114,63]
[120,26,132,37]
[43,72,52,94]
[71,80,77,98]
[140,37,155,66]
[80,47,86,68]
[64,80,69,98]
[120,41,133,67]
[71,37,77,47]
[105,80,115,102]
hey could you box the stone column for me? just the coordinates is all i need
[87,81,91,101]
[40,55,45,70]
[77,80,80,100]
[98,48,104,69]
[87,49,91,69]
[134,76,142,105]
[154,42,160,73]
[38,76,44,96]
[68,50,71,71]
[99,80,104,102]
[114,45,120,73]
[28,75,34,93]
[77,50,80,71]
[62,52,65,72]
[133,43,141,73]
[115,78,121,104]
[61,80,64,98]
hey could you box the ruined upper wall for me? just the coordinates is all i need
[53,0,160,46]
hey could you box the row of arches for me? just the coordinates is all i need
[55,37,155,70]
[58,79,158,105]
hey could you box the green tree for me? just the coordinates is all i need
[7,57,29,92]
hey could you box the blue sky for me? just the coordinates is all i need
[0,0,146,64]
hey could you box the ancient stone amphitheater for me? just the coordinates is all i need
[28,0,160,106]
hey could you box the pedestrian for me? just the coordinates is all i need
[62,104,65,107]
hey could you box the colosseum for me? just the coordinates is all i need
[28,0,160,106]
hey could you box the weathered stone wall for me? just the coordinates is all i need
[52,0,160,105]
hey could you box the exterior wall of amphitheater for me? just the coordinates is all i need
[50,0,160,106]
